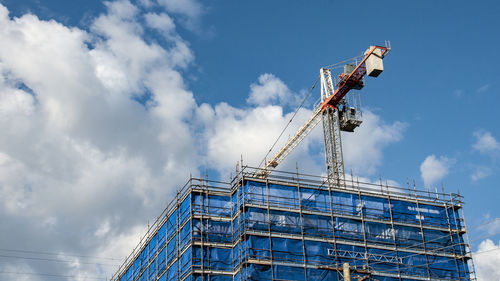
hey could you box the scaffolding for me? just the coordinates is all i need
[111,166,475,281]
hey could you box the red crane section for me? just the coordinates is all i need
[321,45,389,111]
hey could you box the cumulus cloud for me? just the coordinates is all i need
[0,1,198,279]
[474,239,500,281]
[247,73,295,107]
[144,12,175,34]
[471,166,492,181]
[473,130,500,155]
[420,155,453,187]
[201,74,407,178]
[156,0,203,30]
[476,84,490,94]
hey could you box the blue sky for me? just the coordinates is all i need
[0,0,499,280]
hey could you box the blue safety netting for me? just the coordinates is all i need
[167,260,178,281]
[180,221,191,250]
[192,246,232,271]
[192,218,232,243]
[180,194,191,223]
[167,209,177,238]
[192,193,232,217]
[240,180,462,229]
[192,274,233,281]
[167,234,177,264]
[118,179,470,281]
[180,247,192,278]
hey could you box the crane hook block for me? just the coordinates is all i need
[365,46,384,77]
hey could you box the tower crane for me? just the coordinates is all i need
[256,43,391,187]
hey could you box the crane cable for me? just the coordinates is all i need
[257,76,320,169]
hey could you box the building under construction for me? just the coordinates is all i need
[111,44,475,280]
[111,167,473,281]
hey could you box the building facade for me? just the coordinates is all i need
[111,167,474,281]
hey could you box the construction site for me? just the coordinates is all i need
[111,43,476,281]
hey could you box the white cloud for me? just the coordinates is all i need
[144,12,175,35]
[473,130,500,154]
[471,166,492,181]
[474,239,500,281]
[0,1,196,279]
[156,0,202,30]
[420,155,453,187]
[247,73,295,107]
[476,84,490,94]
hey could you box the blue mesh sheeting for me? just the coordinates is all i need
[332,191,360,216]
[140,247,148,273]
[244,207,268,232]
[361,195,392,220]
[424,228,454,252]
[180,194,191,223]
[274,265,305,281]
[167,260,178,281]
[269,210,301,234]
[245,235,270,260]
[364,221,395,246]
[167,209,177,239]
[180,247,192,277]
[158,248,166,275]
[335,217,364,241]
[272,237,303,263]
[306,268,339,280]
[233,242,240,269]
[133,258,140,280]
[126,266,132,281]
[192,219,232,243]
[180,221,191,250]
[192,246,232,270]
[115,178,471,281]
[167,234,177,264]
[148,257,157,280]
[244,181,267,205]
[303,213,333,238]
[192,274,233,281]
[245,264,272,280]
[158,223,167,249]
[192,193,231,217]
[149,234,157,261]
[268,183,300,209]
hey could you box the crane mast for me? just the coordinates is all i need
[321,67,345,187]
[257,44,390,183]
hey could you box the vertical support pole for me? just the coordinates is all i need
[176,189,181,281]
[343,262,351,281]
[443,194,462,280]
[296,164,308,281]
[385,182,402,280]
[326,168,341,280]
[356,178,369,271]
[458,201,477,280]
[265,178,275,281]
[413,181,432,279]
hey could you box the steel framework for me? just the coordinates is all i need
[111,166,476,281]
